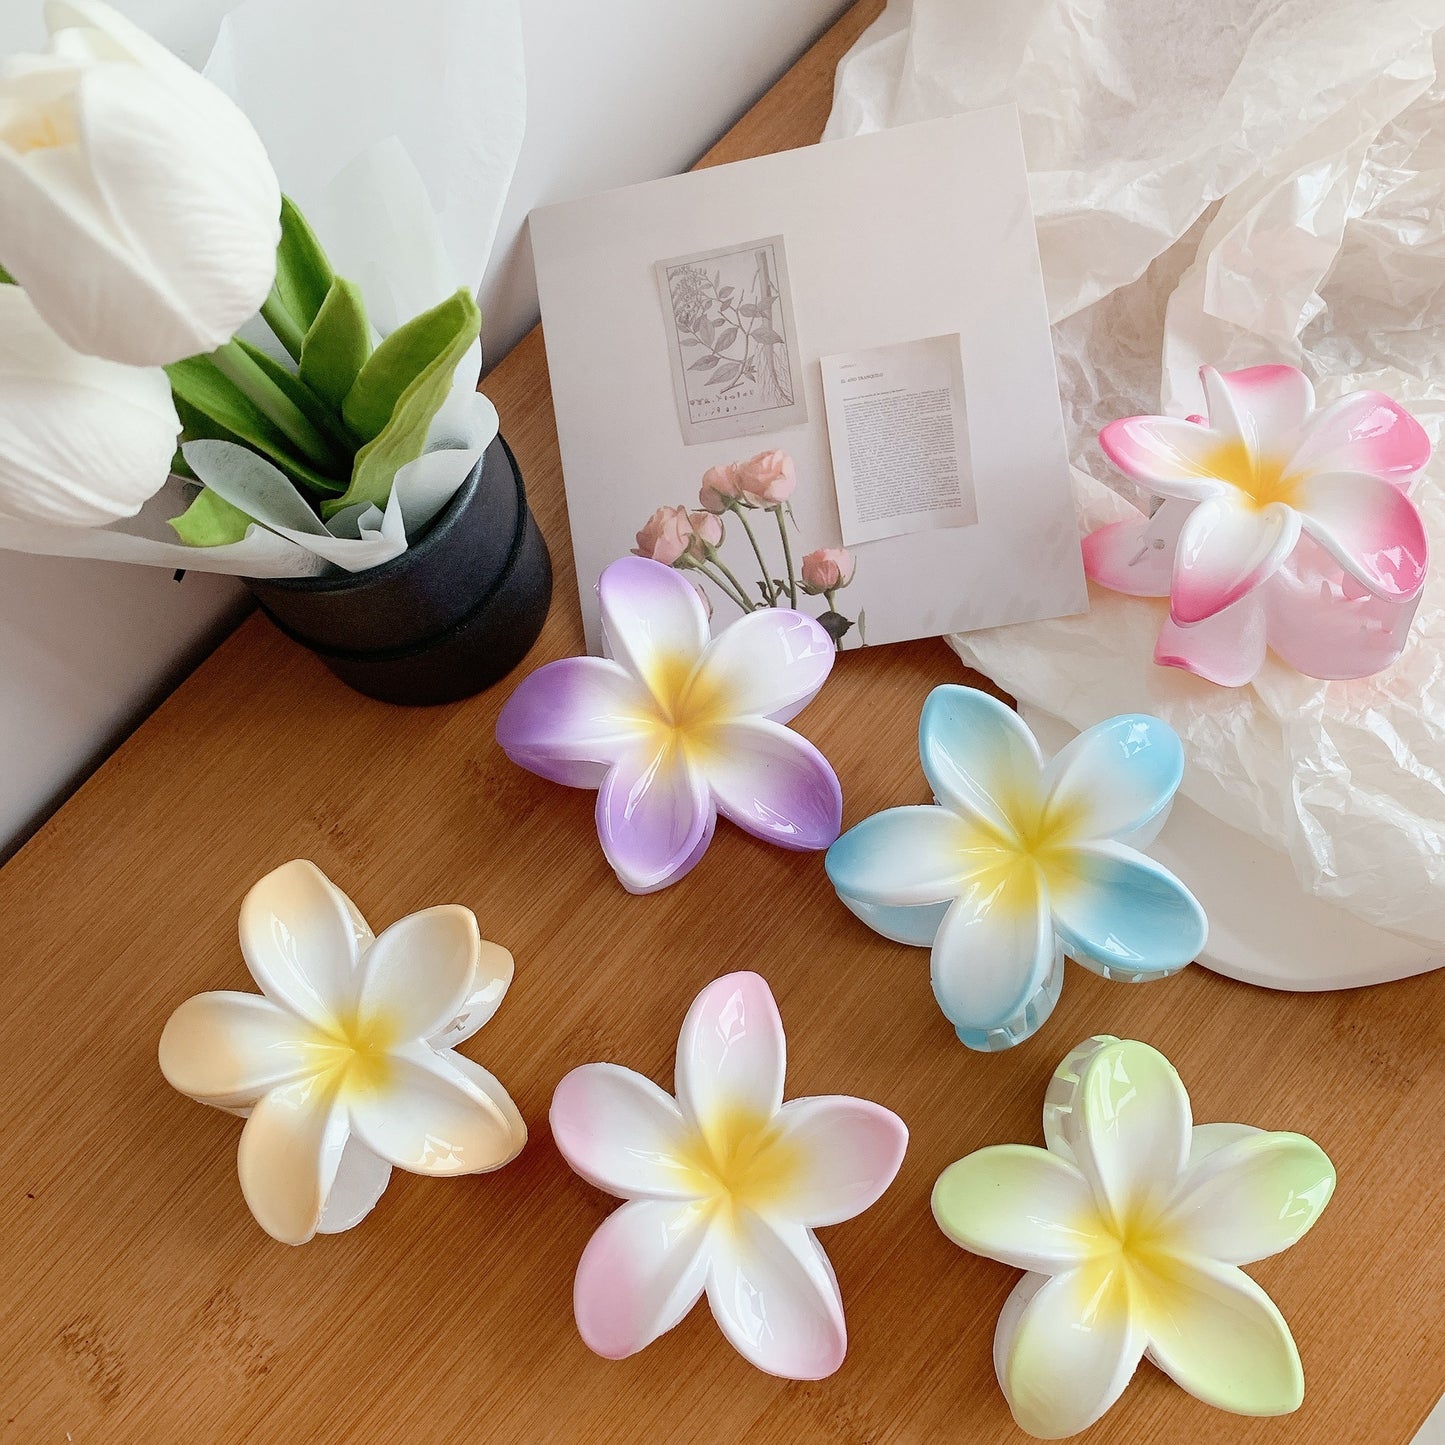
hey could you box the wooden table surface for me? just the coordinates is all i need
[2,4,1442,1441]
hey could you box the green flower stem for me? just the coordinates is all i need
[210,339,339,468]
[733,506,778,605]
[261,289,306,363]
[0,262,14,285]
[772,503,798,606]
[706,552,757,612]
[693,560,753,615]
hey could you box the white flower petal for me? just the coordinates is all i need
[158,990,314,1109]
[238,860,359,1028]
[347,1043,524,1176]
[825,805,983,908]
[598,556,710,706]
[1141,1258,1304,1417]
[929,867,1056,1036]
[674,971,786,1134]
[705,1212,847,1380]
[771,1095,907,1228]
[1073,1039,1191,1232]
[933,1145,1109,1273]
[1098,412,1231,501]
[1162,1130,1334,1265]
[315,1137,393,1235]
[1171,495,1300,624]
[996,1267,1145,1439]
[596,741,713,895]
[354,905,482,1043]
[1203,364,1314,459]
[236,1075,348,1245]
[573,1198,711,1359]
[428,941,515,1049]
[694,606,834,723]
[551,1063,697,1200]
[1040,714,1183,843]
[701,719,841,850]
[918,686,1042,836]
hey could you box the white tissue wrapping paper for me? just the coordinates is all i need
[0,0,524,579]
[827,0,1445,948]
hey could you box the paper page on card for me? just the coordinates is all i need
[820,335,976,545]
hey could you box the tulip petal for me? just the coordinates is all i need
[919,686,1042,837]
[997,1267,1145,1439]
[1081,500,1193,597]
[1295,471,1428,601]
[1072,1038,1191,1232]
[428,940,515,1049]
[1171,496,1300,624]
[826,805,986,908]
[238,860,359,1029]
[1049,841,1206,978]
[1153,592,1268,687]
[236,1075,348,1245]
[702,719,841,850]
[1098,414,1231,501]
[551,1063,698,1200]
[674,971,785,1132]
[1163,1131,1335,1265]
[1204,365,1314,457]
[347,1043,523,1176]
[1289,389,1431,482]
[705,1212,847,1380]
[695,606,835,723]
[352,905,482,1043]
[930,864,1056,1035]
[496,656,652,789]
[1041,714,1183,843]
[596,741,713,894]
[598,556,710,709]
[1141,1259,1304,1417]
[771,1095,907,1227]
[933,1145,1108,1272]
[573,1198,711,1359]
[315,1136,393,1235]
[158,990,314,1109]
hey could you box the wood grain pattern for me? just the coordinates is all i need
[2,3,1442,1440]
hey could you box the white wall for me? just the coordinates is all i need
[0,0,851,858]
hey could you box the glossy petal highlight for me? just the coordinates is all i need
[772,1095,908,1228]
[598,555,710,708]
[697,606,835,724]
[825,805,978,907]
[703,719,842,850]
[158,991,312,1109]
[1042,714,1183,842]
[595,741,712,894]
[1098,414,1229,500]
[1295,470,1429,600]
[919,685,1042,834]
[675,970,786,1129]
[1171,496,1300,624]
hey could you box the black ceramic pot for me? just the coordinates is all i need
[246,434,552,706]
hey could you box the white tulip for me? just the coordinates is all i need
[0,284,179,526]
[0,0,280,366]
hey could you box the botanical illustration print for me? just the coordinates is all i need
[657,237,808,445]
[633,449,865,648]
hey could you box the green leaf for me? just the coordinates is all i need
[299,277,373,416]
[234,339,353,464]
[272,195,333,332]
[342,287,480,443]
[167,356,347,497]
[0,262,13,285]
[168,487,254,547]
[325,289,480,517]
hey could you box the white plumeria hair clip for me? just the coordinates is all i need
[550,971,908,1379]
[933,1035,1336,1439]
[159,860,526,1244]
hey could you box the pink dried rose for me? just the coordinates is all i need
[699,462,744,513]
[633,505,720,566]
[801,547,855,593]
[735,450,797,505]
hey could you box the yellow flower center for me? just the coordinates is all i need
[1068,1202,1188,1321]
[957,783,1091,913]
[1,99,77,155]
[1198,438,1301,510]
[306,1009,397,1094]
[676,1104,801,1221]
[633,653,731,757]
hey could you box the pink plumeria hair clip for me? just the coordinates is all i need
[1083,364,1431,686]
[496,556,842,894]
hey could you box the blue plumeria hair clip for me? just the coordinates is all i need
[825,685,1207,1050]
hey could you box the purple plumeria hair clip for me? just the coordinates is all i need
[1083,364,1431,686]
[496,556,842,894]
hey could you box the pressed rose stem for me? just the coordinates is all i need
[772,504,799,606]
[693,561,753,614]
[210,341,343,468]
[734,507,778,605]
[708,553,757,611]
